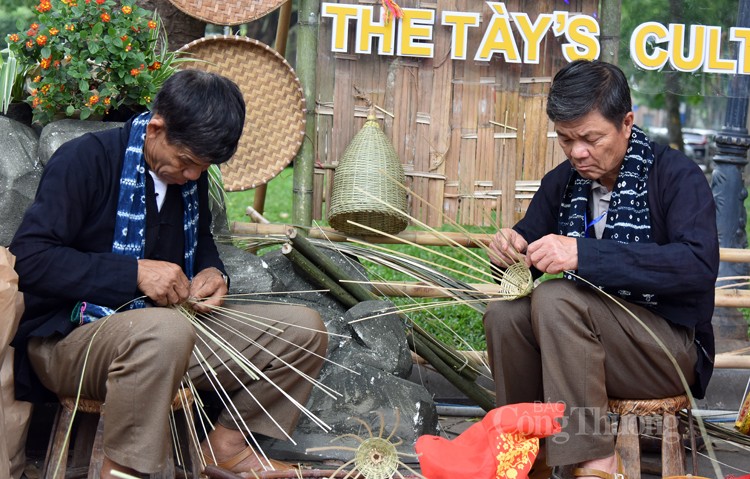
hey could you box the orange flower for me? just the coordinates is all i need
[49,27,59,35]
[142,95,151,103]
[100,13,110,22]
[103,97,111,105]
[121,5,132,14]
[130,68,140,76]
[31,23,39,30]
[32,97,41,108]
[125,45,132,52]
[40,84,51,94]
[26,29,36,36]
[65,24,75,31]
[148,20,157,29]
[88,95,99,106]
[36,34,47,46]
[148,61,161,71]
[40,56,51,69]
[8,33,19,42]
[32,75,41,83]
[25,40,33,48]
[36,1,51,12]
[54,60,60,67]
[30,89,38,97]
[120,35,128,42]
[96,0,105,4]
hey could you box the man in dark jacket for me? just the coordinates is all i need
[11,70,327,478]
[484,60,719,478]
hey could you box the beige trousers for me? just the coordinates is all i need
[483,279,696,466]
[28,302,327,474]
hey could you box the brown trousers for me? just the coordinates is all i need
[483,279,696,466]
[28,302,327,473]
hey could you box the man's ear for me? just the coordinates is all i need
[146,114,166,139]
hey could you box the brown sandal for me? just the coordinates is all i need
[572,453,627,479]
[205,446,296,475]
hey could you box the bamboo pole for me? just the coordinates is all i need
[252,0,294,216]
[280,243,359,308]
[235,222,750,263]
[292,0,319,227]
[232,222,491,247]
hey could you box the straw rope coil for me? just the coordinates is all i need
[608,394,691,416]
[168,0,286,26]
[178,36,306,191]
[328,116,408,236]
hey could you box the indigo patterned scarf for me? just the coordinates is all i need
[558,124,657,306]
[73,112,199,324]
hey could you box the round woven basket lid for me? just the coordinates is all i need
[178,36,306,191]
[169,0,285,26]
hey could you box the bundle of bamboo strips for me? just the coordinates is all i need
[280,227,495,411]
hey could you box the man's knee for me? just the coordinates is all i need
[483,297,531,337]
[129,309,196,359]
[300,308,327,357]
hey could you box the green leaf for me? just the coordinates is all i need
[92,23,103,36]
[78,80,88,93]
[89,43,100,55]
[80,109,91,120]
[66,105,75,116]
[40,47,51,58]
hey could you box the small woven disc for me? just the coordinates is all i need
[178,36,306,191]
[168,0,286,26]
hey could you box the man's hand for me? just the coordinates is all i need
[526,234,578,274]
[488,228,528,267]
[137,259,190,306]
[189,267,228,313]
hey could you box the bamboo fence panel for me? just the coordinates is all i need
[315,0,598,229]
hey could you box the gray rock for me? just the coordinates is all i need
[0,117,42,246]
[217,243,276,295]
[38,119,122,166]
[257,363,438,462]
[336,300,413,378]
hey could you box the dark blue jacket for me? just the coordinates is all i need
[10,119,226,401]
[514,142,719,398]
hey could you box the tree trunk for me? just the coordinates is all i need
[665,0,684,151]
[138,0,206,50]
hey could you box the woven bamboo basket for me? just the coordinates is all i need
[178,36,306,191]
[498,262,533,299]
[168,0,285,26]
[328,115,408,236]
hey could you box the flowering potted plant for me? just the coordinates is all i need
[6,0,187,124]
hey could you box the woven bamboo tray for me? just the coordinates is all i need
[179,35,306,191]
[169,0,286,26]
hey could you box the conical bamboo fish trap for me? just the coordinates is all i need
[328,115,408,236]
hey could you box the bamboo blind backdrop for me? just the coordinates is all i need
[313,0,598,229]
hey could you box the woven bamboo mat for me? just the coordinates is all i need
[179,36,306,191]
[169,0,286,26]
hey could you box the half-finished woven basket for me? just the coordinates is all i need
[178,36,306,191]
[328,115,408,236]
[169,0,285,26]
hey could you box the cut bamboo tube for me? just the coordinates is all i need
[280,243,358,308]
[408,332,495,412]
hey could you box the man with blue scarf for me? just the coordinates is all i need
[10,70,327,478]
[484,60,719,479]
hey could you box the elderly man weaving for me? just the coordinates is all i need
[10,69,327,478]
[484,60,719,478]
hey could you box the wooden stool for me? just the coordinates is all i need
[608,394,698,478]
[43,389,202,479]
